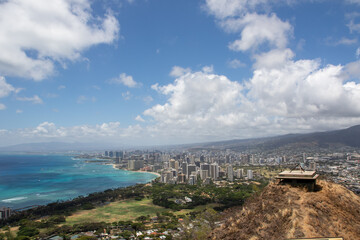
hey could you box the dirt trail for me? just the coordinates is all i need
[210,180,360,240]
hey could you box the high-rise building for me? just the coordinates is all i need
[105,151,109,157]
[128,160,144,171]
[200,170,208,180]
[187,164,197,177]
[0,207,12,220]
[210,163,219,180]
[200,163,210,175]
[247,169,253,180]
[174,161,179,170]
[115,151,123,159]
[236,169,244,178]
[109,151,114,158]
[161,171,173,183]
[227,165,234,182]
[169,159,176,169]
[182,162,188,176]
[177,174,186,183]
[188,174,197,185]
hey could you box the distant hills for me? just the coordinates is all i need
[210,180,360,239]
[0,125,359,152]
[189,124,360,151]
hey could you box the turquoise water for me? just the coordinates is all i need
[0,154,157,209]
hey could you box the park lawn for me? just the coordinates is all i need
[174,203,223,216]
[65,198,168,225]
[0,226,19,237]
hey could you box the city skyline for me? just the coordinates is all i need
[1,0,360,147]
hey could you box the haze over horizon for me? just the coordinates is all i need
[1,0,360,147]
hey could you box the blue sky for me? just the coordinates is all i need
[0,0,360,147]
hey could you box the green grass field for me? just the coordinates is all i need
[66,198,167,225]
[65,198,222,225]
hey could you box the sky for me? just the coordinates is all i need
[0,0,360,147]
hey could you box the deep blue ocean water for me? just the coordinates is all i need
[0,154,157,209]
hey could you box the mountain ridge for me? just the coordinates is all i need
[210,180,360,240]
[1,125,359,152]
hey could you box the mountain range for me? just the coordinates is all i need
[0,125,359,152]
[189,124,360,152]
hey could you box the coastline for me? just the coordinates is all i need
[109,163,161,178]
[0,154,159,210]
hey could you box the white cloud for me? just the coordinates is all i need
[169,66,191,77]
[58,85,66,90]
[228,59,246,68]
[16,95,43,104]
[0,103,6,110]
[253,48,294,69]
[141,62,360,142]
[344,60,360,78]
[204,0,269,19]
[135,115,145,122]
[0,0,119,80]
[356,47,360,58]
[222,13,292,52]
[0,76,16,98]
[109,73,140,88]
[144,68,244,137]
[0,121,147,146]
[16,109,23,114]
[26,121,124,138]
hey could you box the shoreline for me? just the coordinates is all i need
[108,163,161,178]
[2,156,159,210]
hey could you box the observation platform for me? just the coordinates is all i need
[276,165,319,191]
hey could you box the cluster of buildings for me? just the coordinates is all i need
[99,147,360,194]
[101,150,255,185]
[160,160,254,185]
[0,207,11,220]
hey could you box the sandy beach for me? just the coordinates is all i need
[109,163,160,178]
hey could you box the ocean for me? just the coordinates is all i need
[0,153,157,209]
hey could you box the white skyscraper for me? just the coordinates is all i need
[247,169,253,180]
[227,165,234,182]
[210,163,219,180]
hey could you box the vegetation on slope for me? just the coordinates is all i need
[210,180,360,240]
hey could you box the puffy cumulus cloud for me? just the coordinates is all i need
[144,67,247,140]
[248,59,360,118]
[253,48,294,69]
[169,66,191,77]
[0,103,6,110]
[141,62,360,142]
[135,115,145,122]
[108,73,140,88]
[204,0,269,19]
[0,0,119,81]
[205,1,293,54]
[222,13,292,52]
